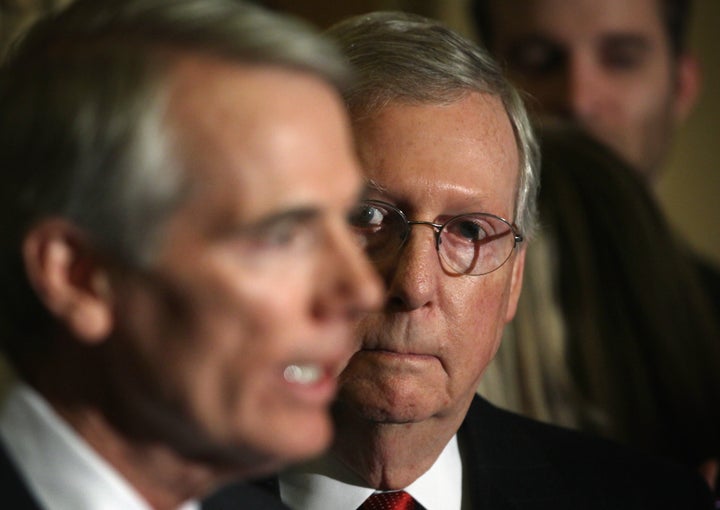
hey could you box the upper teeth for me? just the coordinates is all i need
[283,364,322,384]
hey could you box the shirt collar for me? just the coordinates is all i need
[279,435,462,510]
[0,382,199,510]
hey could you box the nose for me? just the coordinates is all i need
[384,223,439,312]
[563,54,603,123]
[313,216,383,320]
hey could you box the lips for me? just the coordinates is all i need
[360,348,436,361]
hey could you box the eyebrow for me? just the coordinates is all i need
[364,178,388,195]
[235,207,321,236]
[600,33,653,51]
[360,178,498,216]
[507,32,652,50]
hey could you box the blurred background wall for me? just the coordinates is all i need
[656,0,720,267]
[268,0,720,267]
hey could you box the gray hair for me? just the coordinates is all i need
[0,0,350,358]
[325,11,539,239]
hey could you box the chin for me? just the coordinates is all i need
[263,410,334,465]
[338,385,438,424]
[198,408,333,478]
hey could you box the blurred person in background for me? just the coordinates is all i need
[471,0,699,186]
[0,0,74,62]
[471,0,720,311]
[479,122,720,493]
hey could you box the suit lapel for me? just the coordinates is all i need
[0,439,44,510]
[459,396,578,510]
[203,479,288,510]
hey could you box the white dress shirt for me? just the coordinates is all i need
[279,434,463,510]
[0,383,199,510]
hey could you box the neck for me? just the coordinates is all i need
[24,340,231,510]
[48,392,224,510]
[330,402,465,490]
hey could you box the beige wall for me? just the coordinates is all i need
[657,0,720,266]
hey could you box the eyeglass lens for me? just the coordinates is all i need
[349,200,518,276]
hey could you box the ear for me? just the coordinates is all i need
[504,244,526,323]
[22,220,114,343]
[673,52,702,123]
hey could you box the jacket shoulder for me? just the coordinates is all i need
[202,480,289,510]
[0,439,44,510]
[460,396,713,509]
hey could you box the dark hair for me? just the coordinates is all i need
[472,0,693,55]
[0,0,73,62]
[482,122,720,467]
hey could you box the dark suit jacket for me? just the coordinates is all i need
[248,396,713,509]
[0,440,42,510]
[0,437,289,510]
[691,250,720,318]
[458,396,713,509]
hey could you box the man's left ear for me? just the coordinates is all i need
[673,52,702,123]
[505,244,526,323]
[23,219,115,343]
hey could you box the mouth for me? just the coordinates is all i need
[343,349,441,382]
[359,348,437,362]
[283,364,323,385]
[280,361,340,406]
[279,330,356,402]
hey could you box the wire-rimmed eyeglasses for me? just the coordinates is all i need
[349,200,523,276]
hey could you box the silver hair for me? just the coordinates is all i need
[1,0,350,265]
[0,0,350,353]
[326,11,539,239]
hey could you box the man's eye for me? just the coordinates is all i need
[260,223,301,246]
[601,37,650,72]
[245,218,316,251]
[455,219,489,241]
[350,204,385,229]
[603,48,645,71]
[508,40,564,76]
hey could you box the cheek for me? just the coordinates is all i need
[451,272,512,331]
[118,269,293,411]
[602,61,672,126]
[442,275,512,377]
[623,81,673,126]
[108,258,334,470]
[160,277,328,451]
[199,262,314,345]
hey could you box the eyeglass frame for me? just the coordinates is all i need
[351,199,524,276]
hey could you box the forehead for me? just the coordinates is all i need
[164,55,358,222]
[491,0,667,47]
[353,92,519,217]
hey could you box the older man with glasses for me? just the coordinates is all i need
[246,11,715,510]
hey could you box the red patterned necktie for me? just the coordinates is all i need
[359,491,417,510]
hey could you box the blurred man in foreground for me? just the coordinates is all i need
[0,0,381,508]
